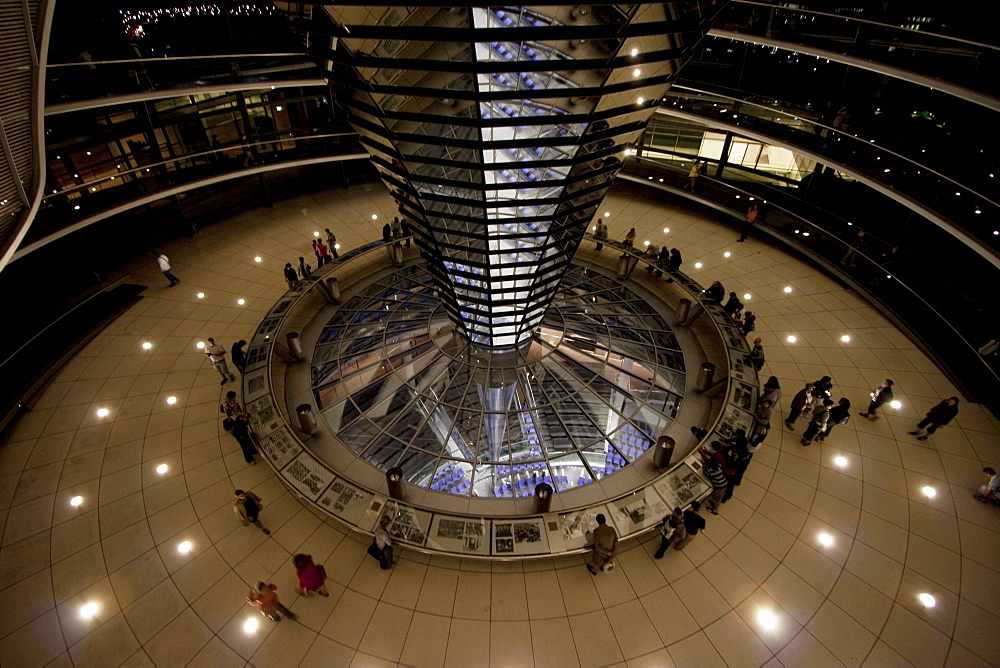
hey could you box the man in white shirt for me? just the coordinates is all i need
[205,337,235,385]
[151,250,179,286]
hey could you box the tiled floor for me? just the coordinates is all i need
[2,180,999,667]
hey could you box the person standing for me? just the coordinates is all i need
[685,160,702,192]
[231,340,247,376]
[220,390,243,420]
[594,220,607,251]
[293,554,329,596]
[841,230,866,267]
[623,228,636,247]
[720,433,752,503]
[325,228,339,258]
[283,263,299,289]
[754,399,774,432]
[382,222,393,243]
[665,248,682,283]
[859,379,894,419]
[785,383,814,430]
[391,216,402,238]
[801,397,834,446]
[681,502,705,546]
[231,413,258,465]
[699,447,729,514]
[151,251,179,286]
[315,239,330,266]
[586,514,618,574]
[205,337,235,386]
[739,203,758,242]
[369,515,395,569]
[654,507,686,558]
[811,376,834,401]
[311,239,322,267]
[297,256,312,278]
[760,376,781,406]
[234,489,270,534]
[724,292,743,315]
[400,218,411,248]
[742,310,756,336]
[247,581,297,622]
[703,280,725,303]
[749,338,765,372]
[909,397,960,441]
[816,398,850,441]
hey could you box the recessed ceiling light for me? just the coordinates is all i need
[79,602,99,619]
[604,212,610,217]
[196,292,205,299]
[918,593,936,608]
[694,262,703,269]
[142,342,152,350]
[922,486,937,498]
[313,231,320,237]
[723,251,731,258]
[166,396,177,405]
[787,335,797,343]
[743,293,751,300]
[643,240,650,246]
[663,228,670,233]
[633,68,641,77]
[196,341,205,349]
[840,335,851,342]
[817,533,833,547]
[96,408,109,417]
[757,609,778,631]
[630,48,638,56]
[254,256,262,263]
[783,286,793,293]
[244,617,259,633]
[834,456,848,467]
[237,298,246,305]
[177,541,192,554]
[156,464,168,474]
[372,214,378,220]
[890,400,902,409]
[70,495,84,507]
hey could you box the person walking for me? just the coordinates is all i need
[739,203,758,242]
[816,398,851,441]
[749,338,765,372]
[205,337,235,386]
[909,397,960,440]
[594,220,607,251]
[623,228,636,247]
[230,413,258,465]
[293,554,329,596]
[283,263,298,289]
[586,514,618,574]
[841,230,866,267]
[859,379,894,419]
[801,397,834,446]
[234,489,270,534]
[785,383,814,430]
[325,228,339,258]
[742,310,756,336]
[151,251,179,286]
[231,340,247,376]
[654,507,686,558]
[247,582,297,622]
[297,256,312,278]
[368,515,395,569]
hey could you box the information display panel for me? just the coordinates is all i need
[491,517,550,556]
[426,516,490,555]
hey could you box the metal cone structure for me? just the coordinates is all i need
[316,2,722,350]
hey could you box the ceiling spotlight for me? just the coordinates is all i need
[79,602,99,619]
[166,396,177,405]
[630,48,638,56]
[757,609,778,631]
[643,240,650,246]
[841,335,851,343]
[918,593,936,608]
[787,335,797,343]
[254,256,262,263]
[177,541,192,554]
[817,533,833,547]
[96,408,110,417]
[142,342,152,350]
[632,68,641,77]
[196,292,205,299]
[723,251,731,258]
[156,464,168,474]
[237,298,246,305]
[592,226,597,231]
[196,341,205,349]
[70,495,84,507]
[604,212,610,217]
[275,105,283,112]
[372,214,378,220]
[743,293,751,300]
[890,400,902,409]
[313,231,320,237]
[694,262,703,269]
[922,486,937,498]
[834,456,848,467]
[636,97,645,104]
[783,286,793,293]
[244,617,259,634]
[334,244,341,249]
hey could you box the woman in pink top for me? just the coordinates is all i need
[293,554,329,596]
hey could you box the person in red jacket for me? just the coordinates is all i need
[785,383,814,431]
[247,581,297,621]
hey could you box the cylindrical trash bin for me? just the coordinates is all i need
[696,362,716,392]
[296,403,317,435]
[676,298,692,323]
[652,435,675,468]
[616,254,638,280]
[326,277,340,301]
[287,332,303,361]
[386,467,405,500]
[534,483,553,514]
